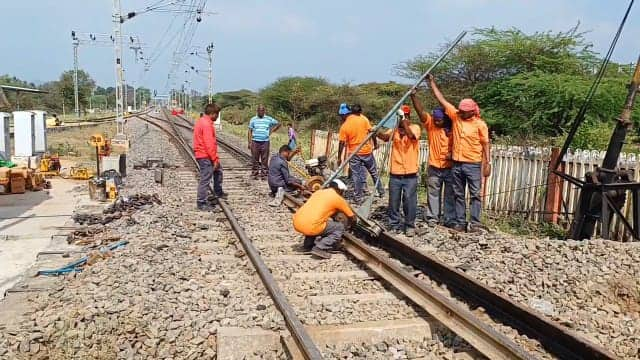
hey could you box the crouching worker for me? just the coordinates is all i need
[268,145,306,206]
[293,179,356,259]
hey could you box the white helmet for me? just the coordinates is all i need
[330,179,347,191]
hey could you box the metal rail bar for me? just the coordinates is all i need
[279,195,532,360]
[216,134,616,360]
[372,231,615,360]
[155,109,323,360]
[323,30,467,188]
[216,134,534,359]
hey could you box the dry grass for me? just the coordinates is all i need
[47,123,117,168]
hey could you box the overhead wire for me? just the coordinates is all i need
[553,0,635,170]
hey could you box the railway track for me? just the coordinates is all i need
[132,109,615,359]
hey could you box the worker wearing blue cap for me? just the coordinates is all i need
[410,89,455,228]
[337,103,384,204]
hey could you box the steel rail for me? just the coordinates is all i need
[215,134,616,360]
[150,109,324,360]
[215,135,534,359]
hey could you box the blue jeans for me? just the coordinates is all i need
[196,158,223,205]
[426,166,456,225]
[388,174,418,230]
[349,154,383,200]
[452,162,482,226]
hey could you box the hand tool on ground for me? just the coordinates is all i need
[37,240,128,276]
[322,30,467,191]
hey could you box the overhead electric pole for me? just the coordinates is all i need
[72,34,80,118]
[206,43,214,103]
[112,0,127,145]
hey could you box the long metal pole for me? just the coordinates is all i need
[123,70,128,112]
[323,30,467,187]
[207,43,213,103]
[113,0,125,138]
[73,41,80,118]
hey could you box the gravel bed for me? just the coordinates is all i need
[0,120,287,359]
[295,298,425,326]
[282,278,388,297]
[369,204,640,359]
[320,336,474,359]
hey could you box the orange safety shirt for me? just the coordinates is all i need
[382,124,421,175]
[338,114,373,156]
[443,103,489,163]
[420,112,453,169]
[293,188,354,236]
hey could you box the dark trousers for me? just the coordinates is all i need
[251,140,270,176]
[452,162,482,226]
[388,174,418,230]
[196,158,223,205]
[306,220,345,250]
[348,153,383,200]
[426,166,456,225]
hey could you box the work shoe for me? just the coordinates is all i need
[405,228,416,237]
[393,228,403,235]
[302,237,316,251]
[452,225,466,232]
[426,219,438,227]
[468,223,488,233]
[269,187,285,207]
[310,246,332,259]
[216,191,229,200]
[197,204,215,212]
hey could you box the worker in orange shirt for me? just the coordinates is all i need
[376,105,420,237]
[292,179,355,259]
[409,89,455,228]
[337,103,384,204]
[426,74,491,232]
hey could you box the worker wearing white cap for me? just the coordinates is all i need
[292,179,355,259]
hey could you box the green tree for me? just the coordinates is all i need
[395,26,597,90]
[260,77,331,123]
[57,70,96,115]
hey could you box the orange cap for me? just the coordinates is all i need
[401,105,411,114]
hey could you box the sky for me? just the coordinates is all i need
[1,0,639,94]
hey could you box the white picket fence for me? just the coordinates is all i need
[310,130,640,241]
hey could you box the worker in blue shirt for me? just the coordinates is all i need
[248,104,280,180]
[268,145,306,206]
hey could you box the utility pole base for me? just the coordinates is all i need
[111,133,129,152]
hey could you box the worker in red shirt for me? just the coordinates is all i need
[193,103,227,211]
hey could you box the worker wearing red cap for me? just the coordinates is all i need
[409,89,455,228]
[376,105,421,237]
[426,74,491,232]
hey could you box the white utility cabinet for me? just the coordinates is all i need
[0,112,10,158]
[31,110,47,153]
[13,111,35,157]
